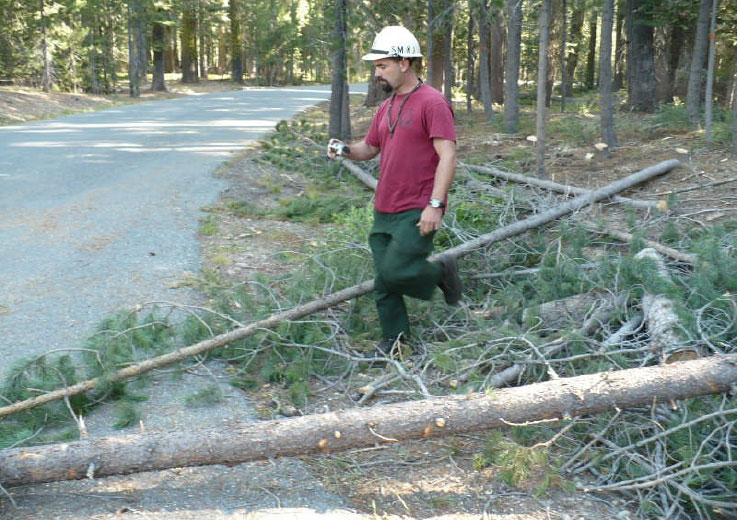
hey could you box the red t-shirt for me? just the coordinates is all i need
[365,83,456,214]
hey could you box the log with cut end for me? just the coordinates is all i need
[0,355,734,488]
[635,248,685,357]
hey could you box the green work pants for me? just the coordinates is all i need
[369,209,442,339]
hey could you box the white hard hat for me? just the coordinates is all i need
[362,26,423,61]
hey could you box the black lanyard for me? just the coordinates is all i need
[387,79,423,137]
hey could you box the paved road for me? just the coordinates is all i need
[0,84,366,378]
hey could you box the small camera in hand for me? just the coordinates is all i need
[329,141,350,157]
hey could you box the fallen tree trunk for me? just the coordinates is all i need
[459,161,662,210]
[0,160,681,420]
[1,355,733,487]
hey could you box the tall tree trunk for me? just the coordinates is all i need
[560,0,567,111]
[430,0,447,92]
[198,0,208,80]
[686,0,712,124]
[704,0,718,146]
[599,0,617,151]
[585,10,597,89]
[565,0,585,93]
[466,10,475,113]
[503,0,522,132]
[660,25,685,103]
[229,0,243,83]
[151,16,167,91]
[478,0,494,120]
[443,5,454,101]
[181,1,198,83]
[39,0,52,92]
[135,6,148,81]
[427,0,435,88]
[328,0,350,140]
[127,0,140,97]
[613,0,625,90]
[165,25,175,73]
[489,6,505,104]
[626,0,657,112]
[535,0,551,179]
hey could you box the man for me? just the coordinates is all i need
[327,25,462,356]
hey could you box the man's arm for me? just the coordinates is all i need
[418,138,457,236]
[327,138,379,161]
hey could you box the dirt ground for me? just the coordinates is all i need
[0,81,735,519]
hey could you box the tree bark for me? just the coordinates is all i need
[466,10,475,113]
[478,0,494,120]
[40,0,52,93]
[626,0,657,112]
[443,3,455,101]
[660,24,685,103]
[1,355,733,487]
[598,0,617,150]
[181,1,198,83]
[0,160,681,421]
[686,0,712,124]
[560,0,567,112]
[535,0,551,179]
[127,0,140,98]
[151,15,167,91]
[584,10,597,89]
[489,6,505,104]
[503,0,523,132]
[565,0,585,94]
[328,0,350,140]
[612,0,625,91]
[704,0,718,146]
[229,0,243,84]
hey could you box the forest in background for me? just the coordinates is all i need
[0,0,736,117]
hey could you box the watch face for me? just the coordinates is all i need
[430,199,443,208]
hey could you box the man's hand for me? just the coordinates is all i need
[418,206,443,236]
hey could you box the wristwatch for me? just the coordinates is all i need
[428,198,445,209]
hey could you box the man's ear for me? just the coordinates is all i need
[400,58,410,72]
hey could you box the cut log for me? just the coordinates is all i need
[634,248,687,358]
[0,160,681,420]
[459,161,661,209]
[0,355,734,487]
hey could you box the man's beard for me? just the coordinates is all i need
[380,80,393,93]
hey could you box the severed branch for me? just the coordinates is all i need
[459,161,662,210]
[0,160,681,420]
[583,224,697,264]
[0,355,734,487]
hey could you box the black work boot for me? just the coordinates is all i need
[437,254,463,305]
